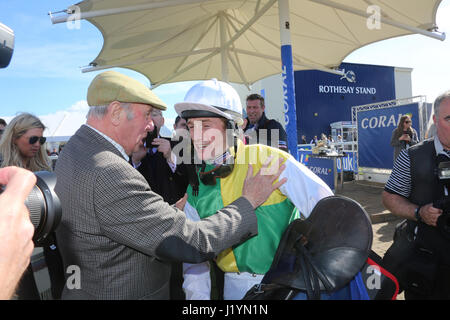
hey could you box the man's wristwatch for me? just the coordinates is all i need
[415,205,422,222]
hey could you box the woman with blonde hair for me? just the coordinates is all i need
[0,113,51,171]
[390,114,418,161]
[0,113,64,300]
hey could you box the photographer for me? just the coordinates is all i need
[0,23,39,299]
[390,114,418,161]
[0,113,65,299]
[0,166,35,299]
[382,90,450,299]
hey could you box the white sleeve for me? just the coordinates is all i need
[166,153,177,173]
[278,157,334,219]
[182,261,211,300]
[182,201,212,300]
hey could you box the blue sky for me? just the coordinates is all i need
[0,0,199,126]
[1,0,450,129]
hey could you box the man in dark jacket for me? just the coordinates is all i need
[131,110,188,206]
[243,93,288,152]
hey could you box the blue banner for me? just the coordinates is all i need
[295,63,396,143]
[299,150,357,174]
[336,152,358,173]
[281,44,299,160]
[357,103,421,169]
[301,155,335,191]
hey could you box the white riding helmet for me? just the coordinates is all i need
[174,79,243,126]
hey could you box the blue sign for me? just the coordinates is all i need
[304,157,335,191]
[357,103,420,169]
[336,152,358,173]
[298,150,313,164]
[281,44,299,160]
[298,153,335,190]
[294,63,396,142]
[299,150,357,174]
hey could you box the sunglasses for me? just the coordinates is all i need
[29,136,46,145]
[405,120,411,123]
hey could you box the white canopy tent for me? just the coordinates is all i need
[49,0,445,158]
[50,0,445,87]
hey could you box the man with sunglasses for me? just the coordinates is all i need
[54,71,286,300]
[175,79,333,300]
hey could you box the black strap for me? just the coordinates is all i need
[296,242,320,299]
[298,242,334,292]
[293,235,335,299]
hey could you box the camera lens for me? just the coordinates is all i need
[24,171,62,245]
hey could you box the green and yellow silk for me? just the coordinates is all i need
[186,141,299,274]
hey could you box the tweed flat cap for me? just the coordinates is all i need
[87,71,167,110]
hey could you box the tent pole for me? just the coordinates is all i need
[219,12,229,83]
[152,0,278,86]
[278,0,299,160]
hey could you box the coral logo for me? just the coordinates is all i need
[299,154,311,165]
[309,166,331,176]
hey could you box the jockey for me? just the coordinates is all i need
[174,79,333,300]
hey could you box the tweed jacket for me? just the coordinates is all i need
[54,125,257,299]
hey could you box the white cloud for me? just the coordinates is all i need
[2,101,88,140]
[68,100,89,112]
[41,101,88,138]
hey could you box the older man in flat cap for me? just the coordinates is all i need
[54,71,286,300]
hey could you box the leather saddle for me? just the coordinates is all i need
[244,195,372,300]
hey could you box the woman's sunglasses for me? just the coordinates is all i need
[29,136,46,145]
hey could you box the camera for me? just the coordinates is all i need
[145,127,158,148]
[403,130,412,137]
[434,159,450,240]
[24,171,62,245]
[0,22,14,69]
